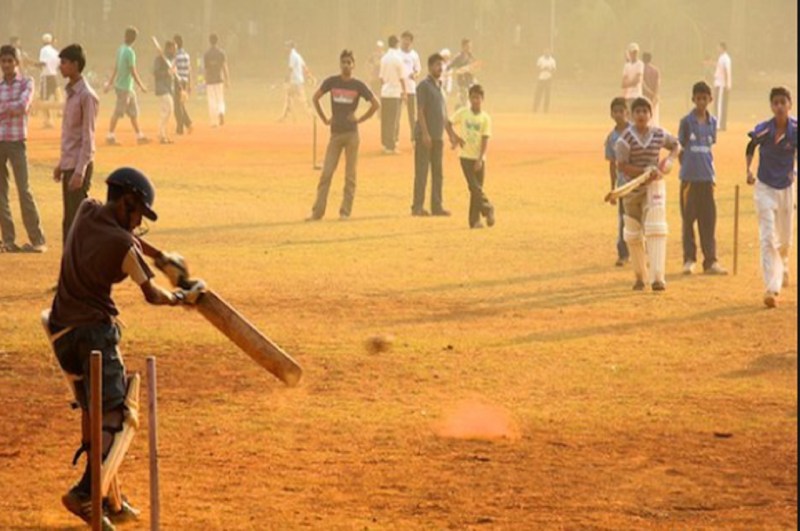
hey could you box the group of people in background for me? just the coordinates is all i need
[0,26,233,256]
[305,32,495,231]
[607,41,796,308]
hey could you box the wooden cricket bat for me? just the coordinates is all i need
[194,290,303,387]
[605,165,657,202]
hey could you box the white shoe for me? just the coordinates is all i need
[704,262,728,275]
[682,261,696,275]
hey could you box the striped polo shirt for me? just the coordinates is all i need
[614,125,678,190]
[175,48,191,82]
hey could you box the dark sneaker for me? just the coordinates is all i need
[106,496,141,524]
[62,489,116,531]
[615,257,629,267]
[431,209,451,217]
[411,209,430,217]
[21,243,47,253]
[632,279,645,291]
[763,291,778,308]
[1,242,21,253]
[651,281,666,291]
[485,206,495,227]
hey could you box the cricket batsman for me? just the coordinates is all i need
[44,167,203,529]
[615,97,681,291]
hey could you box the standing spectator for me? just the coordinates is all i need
[9,37,34,75]
[307,50,379,221]
[153,40,176,144]
[533,48,556,113]
[279,41,313,122]
[53,44,98,244]
[367,40,384,109]
[38,33,60,128]
[411,53,459,217]
[448,38,477,109]
[204,33,229,127]
[714,42,732,131]
[0,45,46,253]
[621,42,643,107]
[104,27,149,145]
[173,34,193,135]
[642,52,661,126]
[379,35,406,154]
[745,87,796,308]
[440,48,453,97]
[449,84,495,229]
[397,31,421,146]
[604,97,630,267]
[678,81,727,276]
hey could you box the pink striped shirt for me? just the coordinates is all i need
[59,77,99,176]
[0,74,34,142]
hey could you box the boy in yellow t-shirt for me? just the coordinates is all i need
[450,84,495,228]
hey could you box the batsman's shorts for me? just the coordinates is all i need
[52,322,127,412]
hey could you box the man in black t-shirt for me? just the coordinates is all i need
[307,50,380,221]
[203,33,229,126]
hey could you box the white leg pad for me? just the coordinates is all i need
[624,215,648,280]
[647,236,667,284]
[644,180,669,236]
[40,309,81,409]
[644,180,668,284]
[101,373,141,496]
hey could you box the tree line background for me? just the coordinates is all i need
[2,0,797,99]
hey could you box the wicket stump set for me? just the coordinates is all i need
[88,354,160,531]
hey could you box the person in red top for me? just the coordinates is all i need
[0,44,46,253]
[47,167,202,528]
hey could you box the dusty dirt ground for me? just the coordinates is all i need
[0,82,796,530]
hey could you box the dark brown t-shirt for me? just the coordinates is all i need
[50,199,154,328]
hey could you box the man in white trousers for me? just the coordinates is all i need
[746,86,797,308]
[204,33,229,127]
[714,42,732,131]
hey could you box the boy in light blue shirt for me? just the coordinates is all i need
[604,97,629,266]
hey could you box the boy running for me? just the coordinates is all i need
[678,81,727,275]
[449,84,494,228]
[605,97,630,266]
[745,86,797,308]
[615,97,680,291]
[307,50,379,221]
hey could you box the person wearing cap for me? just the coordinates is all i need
[47,167,202,528]
[54,43,99,244]
[279,40,313,122]
[440,48,453,96]
[621,43,644,108]
[37,33,60,128]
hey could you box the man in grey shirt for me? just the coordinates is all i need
[412,53,458,216]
